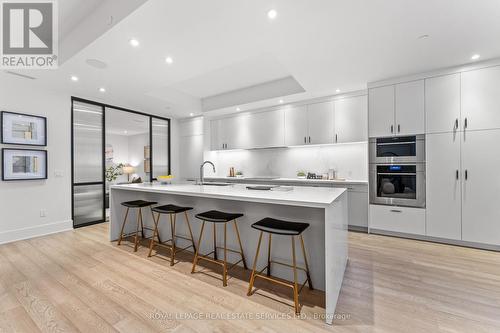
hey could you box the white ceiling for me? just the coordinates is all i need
[10,0,500,118]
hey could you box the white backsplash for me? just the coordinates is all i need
[203,142,367,180]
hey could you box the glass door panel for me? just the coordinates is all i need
[152,118,170,179]
[72,100,104,227]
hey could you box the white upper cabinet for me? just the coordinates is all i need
[425,132,462,240]
[210,114,251,150]
[368,85,394,137]
[462,66,500,131]
[284,105,308,146]
[334,95,367,143]
[210,119,224,150]
[307,101,335,144]
[425,74,461,134]
[395,80,425,135]
[249,109,285,148]
[461,129,500,246]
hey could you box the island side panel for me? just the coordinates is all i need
[324,191,348,324]
[110,187,328,290]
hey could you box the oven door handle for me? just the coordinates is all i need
[376,141,416,146]
[377,172,417,176]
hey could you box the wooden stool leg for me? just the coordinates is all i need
[184,211,196,252]
[223,222,228,287]
[247,231,263,296]
[213,223,217,260]
[291,236,300,314]
[151,207,161,243]
[148,212,161,257]
[191,221,206,273]
[233,220,247,269]
[134,208,142,252]
[169,213,176,266]
[267,234,272,276]
[117,207,129,245]
[300,234,313,290]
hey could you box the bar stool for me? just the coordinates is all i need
[117,200,158,252]
[147,204,197,266]
[247,217,313,315]
[191,210,247,286]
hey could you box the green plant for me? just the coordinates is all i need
[106,163,124,182]
[236,170,243,175]
[297,170,306,177]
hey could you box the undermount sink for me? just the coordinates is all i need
[201,182,232,186]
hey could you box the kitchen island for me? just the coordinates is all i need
[109,183,348,324]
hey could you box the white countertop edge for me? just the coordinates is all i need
[110,184,347,208]
[204,177,368,185]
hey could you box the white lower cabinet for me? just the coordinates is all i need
[461,129,500,246]
[348,189,368,228]
[425,132,462,240]
[369,204,425,235]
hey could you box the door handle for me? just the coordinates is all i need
[390,209,402,213]
[464,117,468,129]
[397,124,400,133]
[456,170,459,180]
[465,169,468,180]
[390,125,394,133]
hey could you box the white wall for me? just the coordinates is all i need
[203,143,368,180]
[178,117,204,180]
[128,133,149,180]
[0,74,179,244]
[0,75,72,244]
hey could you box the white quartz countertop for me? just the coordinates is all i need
[204,176,368,186]
[110,183,346,208]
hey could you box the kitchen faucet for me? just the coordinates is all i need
[199,161,216,184]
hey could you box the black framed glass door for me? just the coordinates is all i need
[71,97,171,228]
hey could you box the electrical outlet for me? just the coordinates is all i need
[54,170,63,177]
[40,209,47,217]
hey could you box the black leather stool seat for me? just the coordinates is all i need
[195,210,244,223]
[152,204,193,214]
[251,217,310,236]
[121,200,157,208]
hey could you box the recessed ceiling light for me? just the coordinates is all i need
[129,38,139,47]
[189,113,194,117]
[124,130,128,134]
[99,87,106,93]
[417,34,430,40]
[471,54,480,61]
[71,75,78,82]
[236,107,241,111]
[336,89,341,93]
[267,9,277,19]
[165,56,173,64]
[279,99,284,104]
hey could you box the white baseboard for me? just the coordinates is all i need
[0,219,73,245]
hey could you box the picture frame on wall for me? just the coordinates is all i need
[1,111,47,146]
[2,148,48,181]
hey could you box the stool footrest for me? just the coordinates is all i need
[253,272,308,292]
[196,252,243,271]
[270,260,308,274]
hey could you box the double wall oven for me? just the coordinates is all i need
[369,135,425,208]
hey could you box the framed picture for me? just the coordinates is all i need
[1,111,47,146]
[2,148,47,181]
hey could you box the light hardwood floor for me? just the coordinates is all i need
[1,223,500,332]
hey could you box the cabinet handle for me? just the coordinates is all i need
[304,136,306,144]
[456,170,459,180]
[397,124,400,133]
[454,118,459,130]
[390,125,394,133]
[465,169,468,180]
[390,209,402,213]
[308,136,311,143]
[335,134,338,143]
[464,117,468,129]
